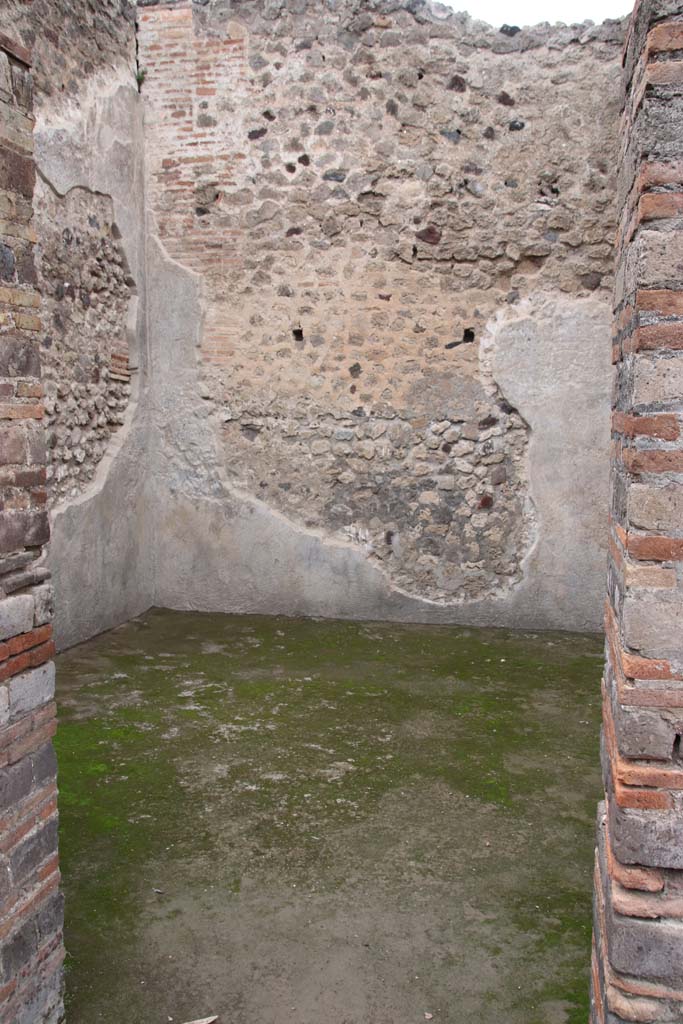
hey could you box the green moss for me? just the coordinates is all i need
[56,610,603,1023]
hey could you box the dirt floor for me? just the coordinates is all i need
[55,609,604,1024]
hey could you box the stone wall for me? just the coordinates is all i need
[138,0,625,631]
[39,184,133,504]
[0,0,627,644]
[3,0,154,649]
[0,34,63,1024]
[591,1,683,1021]
[5,0,137,507]
[4,0,137,104]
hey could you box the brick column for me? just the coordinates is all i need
[0,34,63,1024]
[592,2,683,1021]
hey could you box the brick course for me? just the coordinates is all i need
[0,35,63,1024]
[593,3,683,1020]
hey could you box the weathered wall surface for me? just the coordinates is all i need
[0,0,626,646]
[139,0,624,630]
[38,184,133,504]
[0,35,63,1023]
[591,2,683,1021]
[3,0,153,649]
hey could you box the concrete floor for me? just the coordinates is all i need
[55,609,603,1024]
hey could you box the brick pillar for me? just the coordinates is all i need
[592,2,683,1021]
[0,33,63,1024]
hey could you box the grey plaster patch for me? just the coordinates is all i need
[34,76,154,649]
[480,297,613,629]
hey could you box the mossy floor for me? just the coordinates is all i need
[55,609,603,1024]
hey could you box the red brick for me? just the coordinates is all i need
[609,532,626,574]
[613,411,680,440]
[627,534,683,561]
[30,487,47,506]
[616,303,634,333]
[0,977,17,1007]
[621,648,677,677]
[605,597,682,683]
[0,639,54,683]
[603,682,676,804]
[0,404,44,421]
[634,322,683,350]
[636,289,683,315]
[647,22,683,55]
[622,682,683,711]
[3,941,64,1013]
[611,518,628,549]
[622,448,683,475]
[639,160,683,190]
[36,851,60,882]
[639,192,683,222]
[604,698,676,807]
[12,466,46,488]
[607,972,683,1005]
[5,625,52,658]
[0,781,57,846]
[646,59,683,86]
[614,780,673,810]
[618,758,683,791]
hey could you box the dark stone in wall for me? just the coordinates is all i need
[0,336,41,378]
[0,241,15,281]
[415,225,441,244]
[0,509,49,554]
[0,144,35,198]
[447,74,467,92]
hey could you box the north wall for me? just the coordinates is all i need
[141,0,625,636]
[2,0,626,649]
